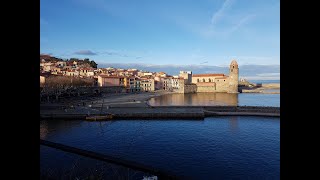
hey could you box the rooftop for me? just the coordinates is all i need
[192,73,225,77]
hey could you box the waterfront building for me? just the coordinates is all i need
[191,60,239,93]
[140,78,155,92]
[171,76,183,90]
[163,76,173,91]
[97,75,126,87]
[179,71,192,84]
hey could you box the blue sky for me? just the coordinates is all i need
[40,0,280,66]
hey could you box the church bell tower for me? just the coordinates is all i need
[228,60,239,93]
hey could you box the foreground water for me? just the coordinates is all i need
[148,92,280,107]
[40,117,280,179]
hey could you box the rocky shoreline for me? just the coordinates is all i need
[239,83,280,94]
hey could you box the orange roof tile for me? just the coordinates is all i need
[192,73,225,77]
[99,75,125,78]
[215,76,228,79]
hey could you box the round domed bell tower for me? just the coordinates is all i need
[228,60,239,93]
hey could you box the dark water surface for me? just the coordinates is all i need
[148,92,280,107]
[40,117,280,179]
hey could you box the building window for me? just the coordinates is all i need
[203,78,205,82]
[197,79,199,82]
[209,78,211,82]
[224,80,225,81]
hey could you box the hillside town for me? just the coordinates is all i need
[40,54,239,94]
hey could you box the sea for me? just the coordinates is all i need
[40,86,280,179]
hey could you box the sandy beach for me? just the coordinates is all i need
[45,90,177,109]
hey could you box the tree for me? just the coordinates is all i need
[84,58,90,64]
[90,60,97,68]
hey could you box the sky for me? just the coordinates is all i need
[40,0,280,67]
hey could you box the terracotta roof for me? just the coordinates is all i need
[215,76,228,79]
[80,68,94,71]
[192,73,225,77]
[99,75,124,78]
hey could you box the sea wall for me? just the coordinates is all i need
[197,86,216,92]
[40,106,280,120]
[183,84,197,93]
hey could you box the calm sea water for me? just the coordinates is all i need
[148,93,280,107]
[40,117,280,179]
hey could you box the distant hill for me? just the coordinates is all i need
[40,54,98,68]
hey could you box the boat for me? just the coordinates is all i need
[85,114,114,121]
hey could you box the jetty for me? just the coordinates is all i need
[40,105,280,120]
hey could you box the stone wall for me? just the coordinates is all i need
[215,79,230,92]
[197,86,216,92]
[183,84,197,93]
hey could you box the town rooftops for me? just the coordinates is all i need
[215,76,229,79]
[172,76,183,79]
[192,73,225,77]
[98,75,126,78]
[79,68,94,71]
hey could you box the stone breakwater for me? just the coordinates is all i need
[239,83,280,94]
[40,106,280,120]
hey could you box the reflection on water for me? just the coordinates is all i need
[149,93,280,107]
[229,116,239,132]
[149,93,238,106]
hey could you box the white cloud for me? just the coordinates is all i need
[242,76,280,80]
[242,72,280,80]
[211,0,235,26]
[228,14,255,34]
[256,73,280,77]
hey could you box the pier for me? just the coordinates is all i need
[40,106,280,120]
